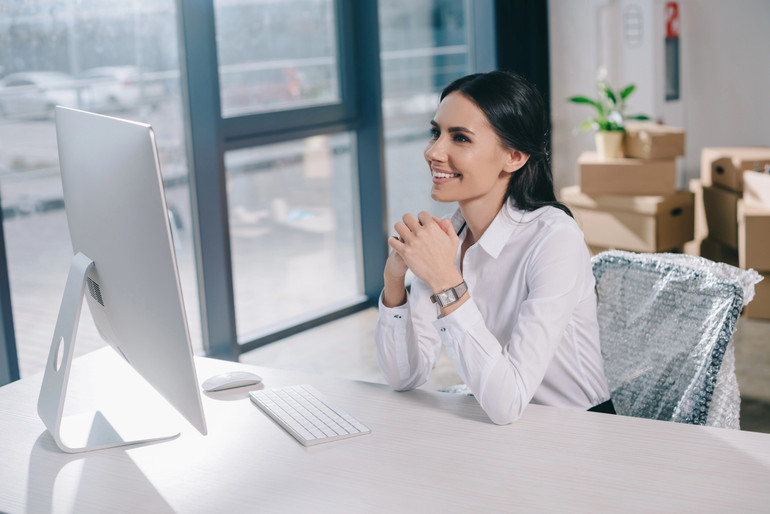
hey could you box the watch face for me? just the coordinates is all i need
[439,289,458,306]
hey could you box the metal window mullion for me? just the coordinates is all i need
[0,207,20,384]
[222,103,354,142]
[352,0,388,303]
[222,120,358,152]
[176,0,238,360]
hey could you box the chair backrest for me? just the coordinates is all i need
[591,250,761,428]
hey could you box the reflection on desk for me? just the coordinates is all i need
[1,347,769,513]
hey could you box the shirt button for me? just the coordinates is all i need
[394,314,402,319]
[440,328,446,332]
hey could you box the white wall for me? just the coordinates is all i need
[548,0,770,194]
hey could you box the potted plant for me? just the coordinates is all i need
[568,76,650,159]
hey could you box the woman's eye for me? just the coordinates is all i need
[453,134,470,143]
[429,128,440,139]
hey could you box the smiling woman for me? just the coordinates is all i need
[374,71,613,425]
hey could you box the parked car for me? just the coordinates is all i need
[0,71,83,119]
[79,66,165,113]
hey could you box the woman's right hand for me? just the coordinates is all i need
[382,244,408,307]
[384,244,408,279]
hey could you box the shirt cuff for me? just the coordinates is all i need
[432,297,481,331]
[433,298,501,353]
[378,290,409,325]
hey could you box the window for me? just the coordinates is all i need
[215,0,340,117]
[225,133,362,340]
[197,0,369,351]
[0,1,199,376]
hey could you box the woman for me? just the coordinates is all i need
[374,71,612,425]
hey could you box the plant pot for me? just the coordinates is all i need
[595,131,625,159]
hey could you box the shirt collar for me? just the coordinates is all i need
[450,201,540,259]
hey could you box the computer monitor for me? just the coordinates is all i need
[37,106,207,453]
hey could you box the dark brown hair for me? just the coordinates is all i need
[440,71,572,217]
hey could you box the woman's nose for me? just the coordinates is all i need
[425,136,446,162]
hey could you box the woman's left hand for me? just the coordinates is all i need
[389,211,463,292]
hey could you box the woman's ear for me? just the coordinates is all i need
[503,149,530,173]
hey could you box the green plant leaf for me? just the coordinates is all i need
[602,85,618,106]
[568,96,601,109]
[578,119,596,132]
[620,84,636,100]
[569,79,647,134]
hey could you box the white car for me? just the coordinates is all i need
[79,66,165,113]
[0,72,83,119]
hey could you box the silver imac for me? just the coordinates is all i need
[38,106,207,453]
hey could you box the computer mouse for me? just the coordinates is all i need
[202,371,262,392]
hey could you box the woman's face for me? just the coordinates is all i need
[424,91,521,206]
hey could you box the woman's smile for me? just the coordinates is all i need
[431,168,461,183]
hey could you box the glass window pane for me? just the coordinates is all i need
[379,0,474,231]
[225,134,362,341]
[214,0,340,117]
[0,1,201,376]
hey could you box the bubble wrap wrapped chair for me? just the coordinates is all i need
[591,250,762,429]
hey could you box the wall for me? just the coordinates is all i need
[548,0,770,194]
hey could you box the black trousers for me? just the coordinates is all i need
[588,399,616,414]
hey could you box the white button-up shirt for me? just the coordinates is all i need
[375,201,611,425]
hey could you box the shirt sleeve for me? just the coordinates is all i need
[374,288,443,391]
[434,224,589,425]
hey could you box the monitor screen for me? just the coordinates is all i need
[42,107,207,450]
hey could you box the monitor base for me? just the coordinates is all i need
[55,410,179,453]
[37,252,180,454]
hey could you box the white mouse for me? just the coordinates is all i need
[202,371,262,392]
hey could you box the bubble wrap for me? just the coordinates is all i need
[592,250,762,429]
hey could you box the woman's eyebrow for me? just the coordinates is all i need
[430,120,475,135]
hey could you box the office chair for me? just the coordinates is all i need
[591,250,762,429]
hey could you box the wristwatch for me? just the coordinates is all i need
[430,281,468,308]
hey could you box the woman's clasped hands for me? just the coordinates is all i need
[387,211,463,293]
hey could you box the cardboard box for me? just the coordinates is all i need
[578,152,677,196]
[587,245,612,257]
[738,200,770,272]
[702,185,740,249]
[683,179,708,256]
[744,273,770,320]
[743,170,770,209]
[700,147,770,191]
[699,237,739,267]
[560,185,694,253]
[624,123,685,160]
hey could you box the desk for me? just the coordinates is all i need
[1,348,769,513]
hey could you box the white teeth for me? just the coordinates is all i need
[432,171,460,179]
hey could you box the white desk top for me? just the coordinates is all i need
[1,347,769,513]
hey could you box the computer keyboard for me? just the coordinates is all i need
[249,384,371,446]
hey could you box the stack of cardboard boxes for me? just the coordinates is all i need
[561,123,694,255]
[696,147,770,319]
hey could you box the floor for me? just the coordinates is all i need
[241,307,770,434]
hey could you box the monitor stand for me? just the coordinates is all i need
[37,252,180,453]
